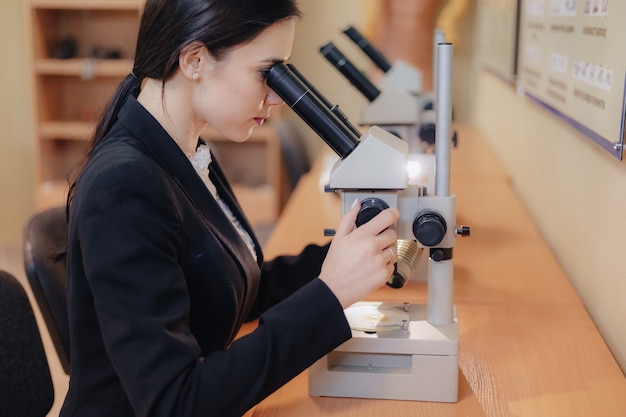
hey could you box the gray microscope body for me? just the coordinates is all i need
[265,42,468,402]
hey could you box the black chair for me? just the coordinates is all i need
[0,269,55,417]
[23,206,70,375]
[274,118,311,192]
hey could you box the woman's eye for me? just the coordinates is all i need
[260,68,271,80]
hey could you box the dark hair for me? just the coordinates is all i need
[66,0,301,212]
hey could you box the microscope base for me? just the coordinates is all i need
[308,302,459,403]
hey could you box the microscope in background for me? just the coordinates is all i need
[319,41,434,153]
[265,43,469,403]
[341,25,447,111]
[319,27,458,198]
[320,26,452,152]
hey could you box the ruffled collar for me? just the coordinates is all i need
[187,144,217,197]
[187,143,211,172]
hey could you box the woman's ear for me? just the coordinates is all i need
[179,41,215,81]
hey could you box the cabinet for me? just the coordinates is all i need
[25,0,144,209]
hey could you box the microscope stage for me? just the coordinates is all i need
[308,302,459,402]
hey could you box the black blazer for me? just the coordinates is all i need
[60,96,351,417]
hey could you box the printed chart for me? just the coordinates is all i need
[518,0,625,159]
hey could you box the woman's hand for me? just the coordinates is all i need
[319,200,400,309]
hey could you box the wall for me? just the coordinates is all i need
[0,0,35,246]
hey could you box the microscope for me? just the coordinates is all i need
[320,28,458,283]
[319,41,432,152]
[319,27,457,197]
[266,43,468,403]
[341,25,448,114]
[320,26,451,151]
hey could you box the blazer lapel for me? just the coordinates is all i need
[208,155,264,265]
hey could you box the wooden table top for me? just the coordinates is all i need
[251,303,625,417]
[243,124,626,416]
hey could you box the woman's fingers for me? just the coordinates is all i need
[355,207,400,237]
[333,199,361,238]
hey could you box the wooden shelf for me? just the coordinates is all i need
[35,58,133,77]
[39,121,94,141]
[26,0,142,209]
[30,0,144,10]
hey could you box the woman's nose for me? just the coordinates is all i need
[265,89,284,106]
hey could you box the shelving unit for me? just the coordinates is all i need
[26,0,285,227]
[25,0,144,209]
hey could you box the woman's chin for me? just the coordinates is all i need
[218,127,255,143]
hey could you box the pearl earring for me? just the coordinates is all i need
[192,73,199,80]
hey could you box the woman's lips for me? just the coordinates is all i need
[254,116,268,126]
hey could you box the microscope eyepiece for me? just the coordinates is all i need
[343,26,392,73]
[286,64,362,139]
[265,63,359,159]
[319,42,380,102]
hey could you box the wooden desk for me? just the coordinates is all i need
[251,302,625,417]
[449,124,510,183]
[250,124,626,416]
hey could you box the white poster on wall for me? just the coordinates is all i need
[517,0,625,159]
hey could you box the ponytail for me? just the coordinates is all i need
[92,73,142,149]
[65,73,142,214]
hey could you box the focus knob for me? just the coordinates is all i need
[356,198,389,227]
[419,123,436,145]
[413,211,447,246]
[456,225,471,237]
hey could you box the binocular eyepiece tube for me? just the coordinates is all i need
[285,64,362,139]
[265,63,360,159]
[343,26,392,73]
[319,42,380,103]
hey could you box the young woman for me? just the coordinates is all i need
[61,1,399,416]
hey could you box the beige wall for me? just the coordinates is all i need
[2,0,624,373]
[0,0,35,246]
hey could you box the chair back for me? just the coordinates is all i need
[0,269,54,417]
[274,118,311,190]
[23,206,70,374]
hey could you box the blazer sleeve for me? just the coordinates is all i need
[75,157,351,417]
[246,243,330,319]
